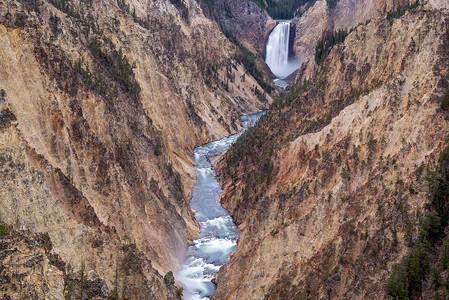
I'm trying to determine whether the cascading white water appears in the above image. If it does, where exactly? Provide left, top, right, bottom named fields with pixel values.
left=176, top=112, right=264, bottom=300
left=265, top=21, right=301, bottom=87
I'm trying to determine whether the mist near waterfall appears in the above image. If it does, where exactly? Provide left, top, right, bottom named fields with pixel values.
left=265, top=21, right=301, bottom=79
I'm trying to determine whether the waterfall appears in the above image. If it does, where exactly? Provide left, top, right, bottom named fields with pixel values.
left=265, top=21, right=300, bottom=80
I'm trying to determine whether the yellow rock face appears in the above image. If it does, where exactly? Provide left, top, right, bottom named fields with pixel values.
left=292, top=0, right=411, bottom=62
left=0, top=0, right=270, bottom=297
left=214, top=8, right=449, bottom=300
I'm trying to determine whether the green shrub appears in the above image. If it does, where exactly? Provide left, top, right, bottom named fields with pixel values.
left=441, top=90, right=449, bottom=110
left=439, top=237, right=449, bottom=268
left=419, top=212, right=442, bottom=240
left=407, top=240, right=431, bottom=297
left=386, top=240, right=430, bottom=299
left=386, top=263, right=409, bottom=300
left=0, top=223, right=9, bottom=237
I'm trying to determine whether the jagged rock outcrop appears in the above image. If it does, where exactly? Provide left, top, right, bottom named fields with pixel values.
left=0, top=0, right=271, bottom=297
left=0, top=224, right=181, bottom=299
left=0, top=228, right=65, bottom=299
left=215, top=7, right=449, bottom=299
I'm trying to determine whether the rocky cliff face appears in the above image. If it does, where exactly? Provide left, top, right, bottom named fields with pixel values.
left=215, top=7, right=449, bottom=299
left=292, top=0, right=411, bottom=62
left=198, top=0, right=277, bottom=92
left=0, top=227, right=65, bottom=299
left=0, top=222, right=181, bottom=299
left=200, top=0, right=275, bottom=56
left=0, top=0, right=271, bottom=297
left=429, top=0, right=449, bottom=9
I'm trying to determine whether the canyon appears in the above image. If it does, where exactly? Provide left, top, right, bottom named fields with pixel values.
left=0, top=0, right=270, bottom=297
left=1, top=0, right=449, bottom=299
left=215, top=2, right=449, bottom=299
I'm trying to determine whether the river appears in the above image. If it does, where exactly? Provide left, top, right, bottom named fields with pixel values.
left=176, top=112, right=264, bottom=300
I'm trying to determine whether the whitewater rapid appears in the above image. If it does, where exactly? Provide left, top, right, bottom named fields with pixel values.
left=176, top=112, right=264, bottom=300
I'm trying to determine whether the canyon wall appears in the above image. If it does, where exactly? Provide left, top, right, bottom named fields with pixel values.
left=292, top=0, right=412, bottom=62
left=200, top=0, right=276, bottom=56
left=0, top=0, right=271, bottom=297
left=215, top=6, right=449, bottom=299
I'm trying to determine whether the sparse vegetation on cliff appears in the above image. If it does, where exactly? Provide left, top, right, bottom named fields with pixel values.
left=215, top=8, right=449, bottom=300
left=386, top=0, right=419, bottom=22
left=387, top=143, right=449, bottom=299
left=88, top=38, right=141, bottom=101
left=49, top=0, right=83, bottom=19
left=314, top=19, right=371, bottom=64
left=315, top=28, right=350, bottom=64
left=169, top=0, right=189, bottom=22
left=249, top=0, right=315, bottom=19
left=221, top=26, right=274, bottom=93
left=441, top=72, right=449, bottom=110
left=0, top=0, right=272, bottom=298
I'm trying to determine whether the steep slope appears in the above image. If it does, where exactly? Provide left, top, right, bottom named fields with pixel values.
left=215, top=7, right=449, bottom=299
left=198, top=0, right=277, bottom=97
left=292, top=0, right=412, bottom=62
left=0, top=0, right=271, bottom=297
left=200, top=0, right=275, bottom=56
